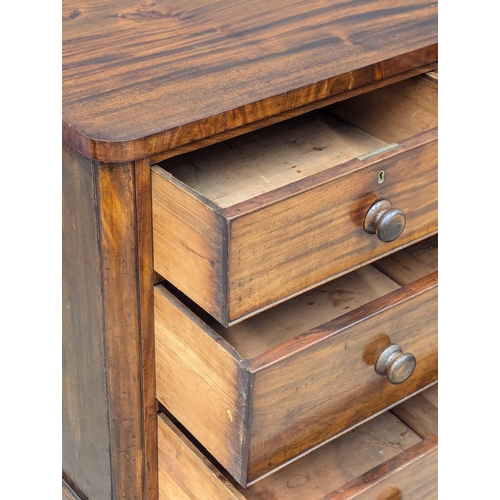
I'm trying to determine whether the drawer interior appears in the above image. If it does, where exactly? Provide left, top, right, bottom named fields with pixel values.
left=172, top=235, right=437, bottom=360
left=158, top=385, right=438, bottom=499
left=156, top=74, right=437, bottom=209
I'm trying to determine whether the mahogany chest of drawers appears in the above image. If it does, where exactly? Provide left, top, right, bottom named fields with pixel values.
left=62, top=1, right=438, bottom=499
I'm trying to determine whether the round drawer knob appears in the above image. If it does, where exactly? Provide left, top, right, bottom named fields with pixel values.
left=364, top=199, right=406, bottom=242
left=375, top=344, right=416, bottom=384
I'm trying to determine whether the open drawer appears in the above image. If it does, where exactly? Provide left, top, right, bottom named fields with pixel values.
left=154, top=236, right=438, bottom=486
left=157, top=385, right=438, bottom=499
left=152, top=73, right=438, bottom=326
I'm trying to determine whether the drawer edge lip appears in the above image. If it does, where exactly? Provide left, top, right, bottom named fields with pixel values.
left=321, top=433, right=438, bottom=500
left=247, top=270, right=437, bottom=372
left=221, top=128, right=438, bottom=220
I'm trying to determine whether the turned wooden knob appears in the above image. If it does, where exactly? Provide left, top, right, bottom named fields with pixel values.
left=364, top=199, right=406, bottom=242
left=375, top=344, right=416, bottom=384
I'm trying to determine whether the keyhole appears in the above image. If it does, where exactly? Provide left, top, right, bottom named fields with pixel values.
left=378, top=170, right=385, bottom=184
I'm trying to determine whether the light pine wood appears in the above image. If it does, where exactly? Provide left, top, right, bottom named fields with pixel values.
left=157, top=394, right=437, bottom=499
left=372, top=250, right=435, bottom=286
left=158, top=414, right=244, bottom=500
left=151, top=167, right=227, bottom=321
left=154, top=286, right=249, bottom=484
left=154, top=242, right=438, bottom=485
left=327, top=75, right=438, bottom=143
left=372, top=234, right=437, bottom=285
left=327, top=387, right=438, bottom=499
left=240, top=412, right=421, bottom=499
left=391, top=393, right=438, bottom=439
left=163, top=114, right=387, bottom=208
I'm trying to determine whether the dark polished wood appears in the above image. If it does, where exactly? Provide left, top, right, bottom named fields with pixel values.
left=63, top=0, right=437, bottom=162
left=62, top=144, right=156, bottom=500
left=63, top=2, right=438, bottom=498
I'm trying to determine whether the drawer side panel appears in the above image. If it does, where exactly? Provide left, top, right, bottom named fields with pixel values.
left=154, top=285, right=248, bottom=483
left=152, top=166, right=227, bottom=323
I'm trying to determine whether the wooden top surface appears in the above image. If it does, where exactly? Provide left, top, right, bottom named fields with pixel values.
left=62, top=0, right=437, bottom=162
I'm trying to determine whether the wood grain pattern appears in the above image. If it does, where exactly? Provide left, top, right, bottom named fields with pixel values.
left=63, top=0, right=437, bottom=162
left=97, top=161, right=146, bottom=499
left=62, top=143, right=156, bottom=500
left=323, top=434, right=437, bottom=500
left=211, top=265, right=399, bottom=359
left=134, top=158, right=158, bottom=500
left=157, top=399, right=436, bottom=499
left=391, top=393, right=438, bottom=438
left=154, top=285, right=250, bottom=484
left=154, top=245, right=437, bottom=486
left=239, top=412, right=422, bottom=499
left=158, top=414, right=244, bottom=500
left=160, top=75, right=436, bottom=207
left=152, top=74, right=438, bottom=325
left=226, top=131, right=437, bottom=322
left=149, top=64, right=437, bottom=165
left=246, top=272, right=437, bottom=482
left=163, top=113, right=387, bottom=208
left=62, top=142, right=112, bottom=500
left=327, top=74, right=438, bottom=142
left=151, top=166, right=227, bottom=321
left=372, top=248, right=436, bottom=286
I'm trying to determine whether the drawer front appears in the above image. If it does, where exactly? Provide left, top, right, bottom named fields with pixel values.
left=154, top=241, right=438, bottom=486
left=152, top=75, right=438, bottom=327
left=157, top=387, right=438, bottom=499
left=225, top=135, right=437, bottom=323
